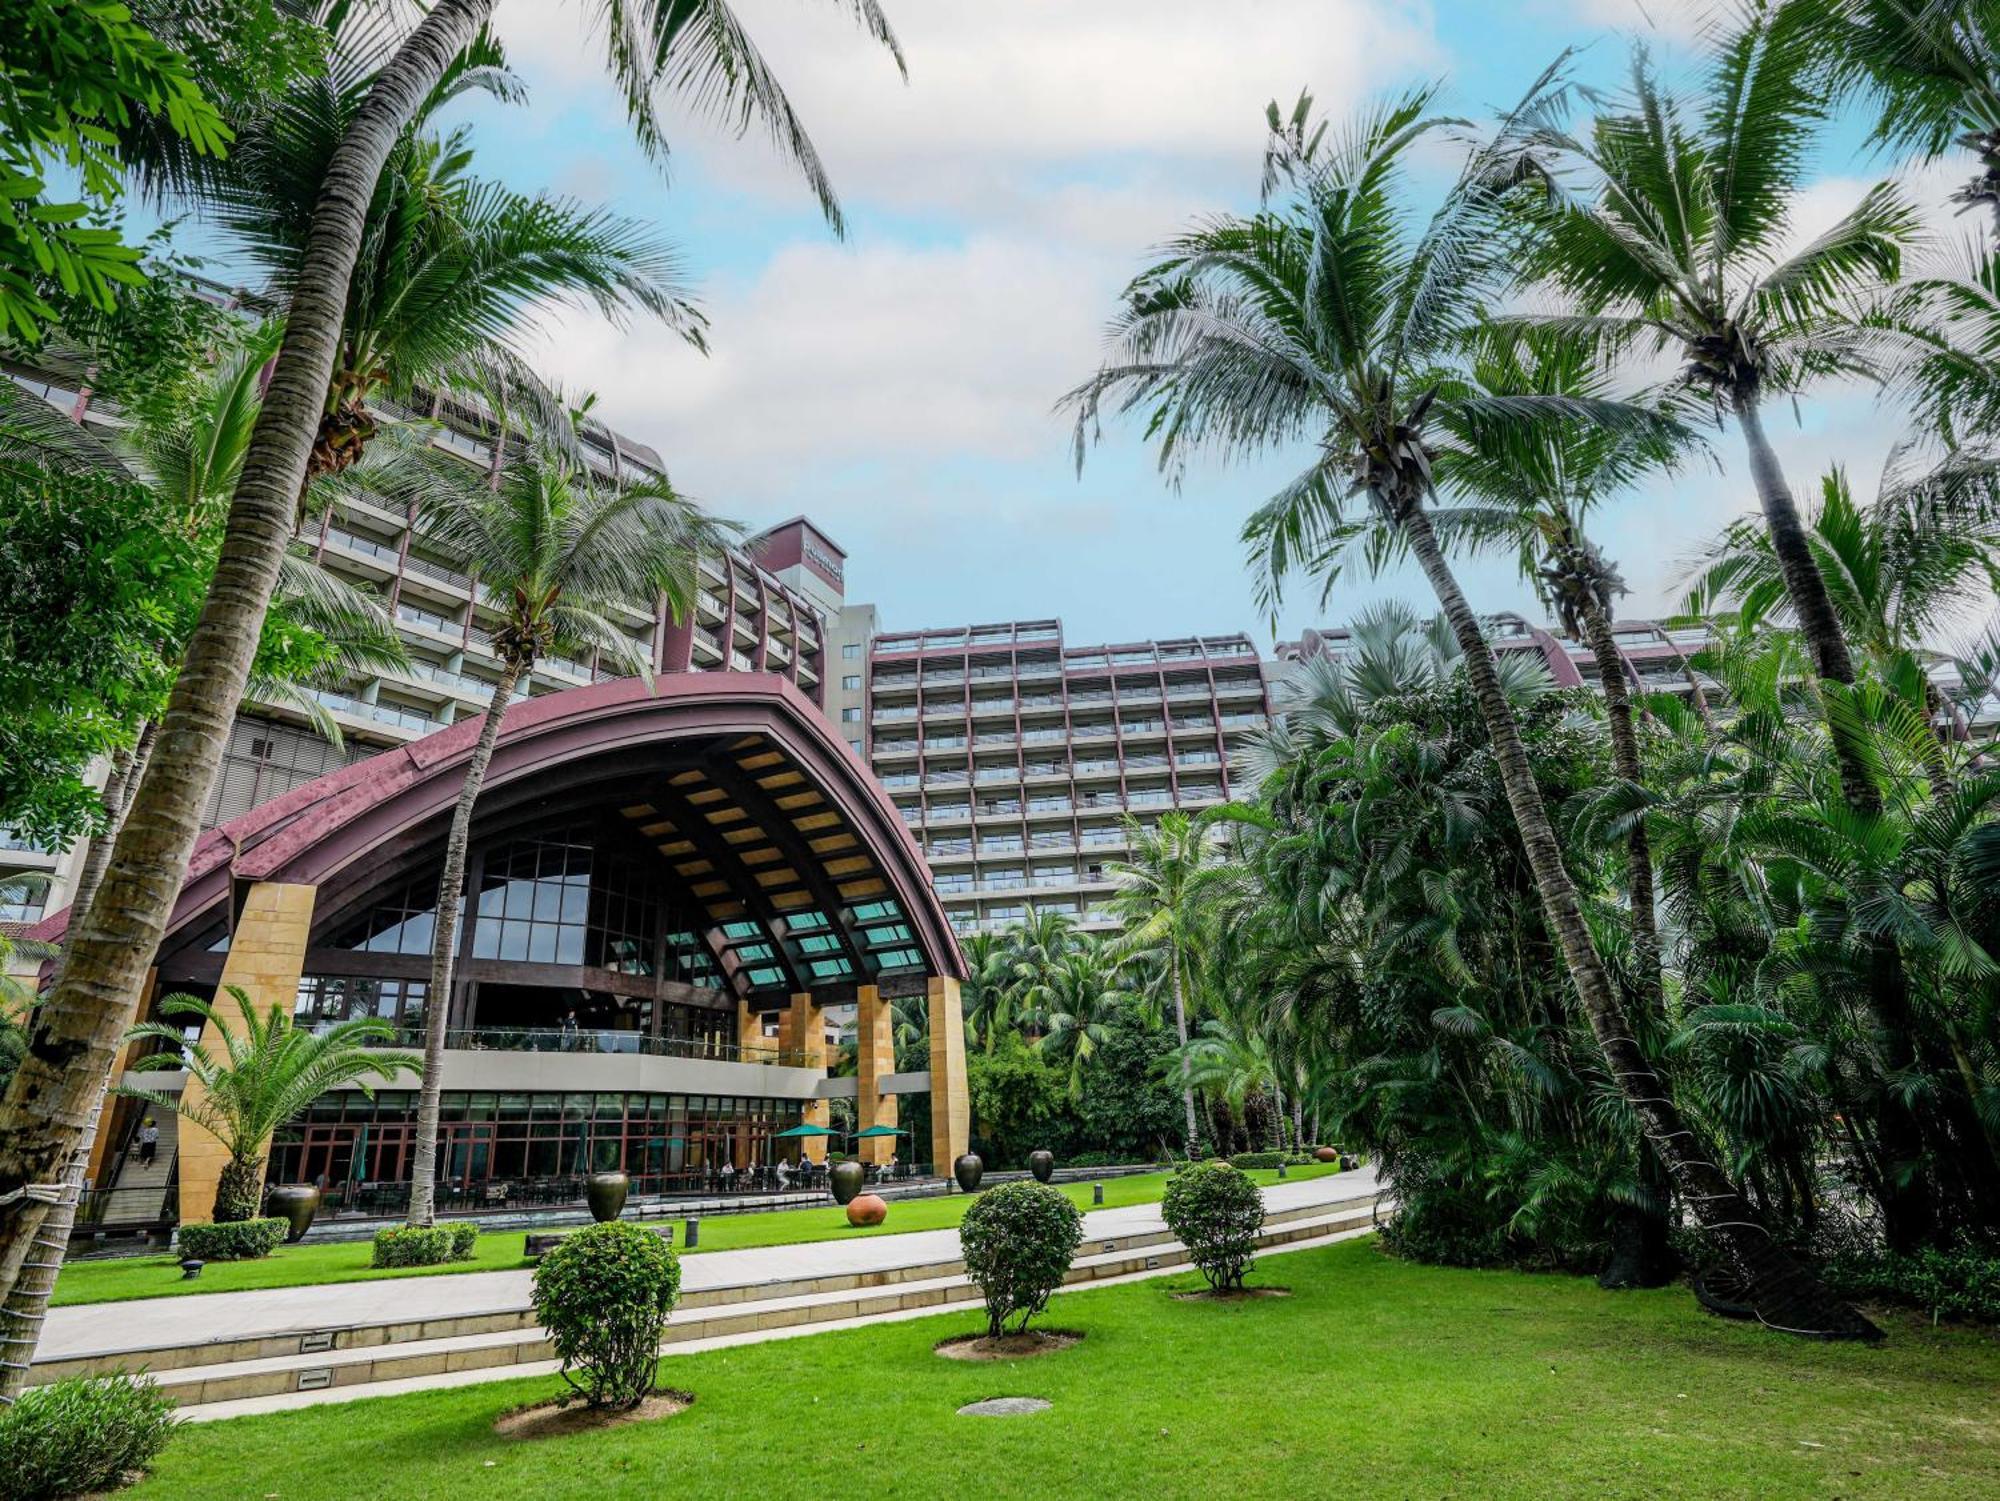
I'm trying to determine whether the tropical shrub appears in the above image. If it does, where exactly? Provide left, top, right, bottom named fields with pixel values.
left=1162, top=1160, right=1265, bottom=1290
left=1227, top=1151, right=1317, bottom=1170
left=958, top=1180, right=1083, bottom=1338
left=532, top=1221, right=682, bottom=1410
left=0, top=1372, right=178, bottom=1501
left=370, top=1221, right=477, bottom=1268
left=175, top=1217, right=286, bottom=1261
left=1819, top=1236, right=2000, bottom=1325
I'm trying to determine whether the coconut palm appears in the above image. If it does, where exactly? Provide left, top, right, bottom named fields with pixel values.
left=1104, top=811, right=1221, bottom=1156
left=1030, top=947, right=1132, bottom=1101
left=401, top=433, right=730, bottom=1225
left=1512, top=9, right=1918, bottom=802
left=0, top=0, right=902, bottom=1355
left=1068, top=82, right=1876, bottom=1335
left=118, top=985, right=420, bottom=1221
left=1805, top=0, right=2000, bottom=246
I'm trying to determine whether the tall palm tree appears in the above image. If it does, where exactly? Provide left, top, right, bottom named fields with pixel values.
left=0, top=0, right=903, bottom=1355
left=119, top=985, right=421, bottom=1221
left=1105, top=811, right=1218, bottom=1155
left=1068, top=83, right=1877, bottom=1335
left=1513, top=9, right=1918, bottom=806
left=401, top=434, right=729, bottom=1225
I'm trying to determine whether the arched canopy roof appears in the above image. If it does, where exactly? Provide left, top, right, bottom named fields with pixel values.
left=88, top=675, right=964, bottom=999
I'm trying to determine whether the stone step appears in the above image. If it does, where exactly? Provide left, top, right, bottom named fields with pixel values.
left=36, top=1189, right=1374, bottom=1384
left=38, top=1197, right=1378, bottom=1409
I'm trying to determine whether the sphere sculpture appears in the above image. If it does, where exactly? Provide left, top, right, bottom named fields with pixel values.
left=954, top=1153, right=985, bottom=1193
left=1028, top=1150, right=1055, bottom=1184
left=847, top=1193, right=888, bottom=1227
left=1314, top=1146, right=1340, bottom=1163
left=830, top=1159, right=867, bottom=1205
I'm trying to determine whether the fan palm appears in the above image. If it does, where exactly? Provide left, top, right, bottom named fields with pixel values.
left=1030, top=948, right=1132, bottom=1102
left=401, top=433, right=730, bottom=1225
left=1, top=0, right=902, bottom=1354
left=119, top=985, right=420, bottom=1221
left=1068, top=81, right=1875, bottom=1335
left=1512, top=9, right=1919, bottom=803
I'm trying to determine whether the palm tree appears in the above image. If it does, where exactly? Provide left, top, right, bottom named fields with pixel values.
left=401, top=434, right=729, bottom=1225
left=1105, top=811, right=1218, bottom=1155
left=1805, top=0, right=2000, bottom=246
left=1513, top=10, right=1918, bottom=804
left=960, top=931, right=1021, bottom=1052
left=216, top=28, right=703, bottom=484
left=0, top=0, right=902, bottom=1355
left=1030, top=947, right=1132, bottom=1101
left=1068, top=83, right=1877, bottom=1335
left=118, top=985, right=420, bottom=1221
left=1181, top=1010, right=1287, bottom=1152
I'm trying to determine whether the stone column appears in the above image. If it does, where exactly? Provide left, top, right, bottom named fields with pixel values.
left=784, top=991, right=830, bottom=1162
left=178, top=882, right=317, bottom=1225
left=854, top=984, right=898, bottom=1166
left=926, top=975, right=969, bottom=1174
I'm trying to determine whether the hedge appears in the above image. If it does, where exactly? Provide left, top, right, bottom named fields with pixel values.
left=176, top=1218, right=287, bottom=1261
left=371, top=1221, right=479, bottom=1268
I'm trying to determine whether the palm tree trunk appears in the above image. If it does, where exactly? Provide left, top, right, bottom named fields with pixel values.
left=407, top=658, right=522, bottom=1226
left=1401, top=504, right=1877, bottom=1338
left=0, top=0, right=492, bottom=1384
left=1169, top=949, right=1199, bottom=1155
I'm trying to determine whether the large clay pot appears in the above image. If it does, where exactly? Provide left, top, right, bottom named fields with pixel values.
left=830, top=1160, right=867, bottom=1206
left=267, top=1184, right=320, bottom=1244
left=1314, top=1146, right=1339, bottom=1163
left=953, top=1153, right=984, bottom=1193
left=585, top=1171, right=630, bottom=1223
left=1028, top=1150, right=1055, bottom=1184
left=846, top=1193, right=888, bottom=1227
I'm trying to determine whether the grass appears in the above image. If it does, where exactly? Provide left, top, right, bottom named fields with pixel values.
left=50, top=1165, right=1344, bottom=1307
left=129, top=1235, right=2000, bottom=1501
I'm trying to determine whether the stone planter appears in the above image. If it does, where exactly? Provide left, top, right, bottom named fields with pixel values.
left=1028, top=1150, right=1055, bottom=1184
left=1314, top=1146, right=1340, bottom=1163
left=585, top=1171, right=630, bottom=1223
left=266, top=1184, right=321, bottom=1244
left=953, top=1153, right=984, bottom=1193
left=846, top=1193, right=888, bottom=1227
left=830, top=1160, right=867, bottom=1206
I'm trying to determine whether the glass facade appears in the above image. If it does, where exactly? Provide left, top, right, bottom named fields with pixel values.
left=266, top=1089, right=797, bottom=1212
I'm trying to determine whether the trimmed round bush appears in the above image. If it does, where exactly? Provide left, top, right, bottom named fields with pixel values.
left=0, top=1372, right=179, bottom=1501
left=371, top=1221, right=478, bottom=1268
left=175, top=1217, right=286, bottom=1261
left=1163, top=1160, right=1265, bottom=1290
left=958, top=1180, right=1084, bottom=1338
left=532, top=1220, right=682, bottom=1409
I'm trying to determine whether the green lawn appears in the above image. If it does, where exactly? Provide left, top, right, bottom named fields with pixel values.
left=50, top=1165, right=1344, bottom=1307
left=130, top=1235, right=2000, bottom=1501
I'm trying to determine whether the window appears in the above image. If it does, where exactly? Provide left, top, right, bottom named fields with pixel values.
left=842, top=642, right=861, bottom=659
left=841, top=707, right=862, bottom=722
left=472, top=830, right=591, bottom=965
left=847, top=738, right=864, bottom=754
left=842, top=674, right=861, bottom=690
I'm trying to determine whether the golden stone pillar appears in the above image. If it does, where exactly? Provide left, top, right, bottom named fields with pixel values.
left=854, top=984, right=898, bottom=1166
left=784, top=990, right=830, bottom=1163
left=178, top=882, right=317, bottom=1225
left=927, top=975, right=969, bottom=1175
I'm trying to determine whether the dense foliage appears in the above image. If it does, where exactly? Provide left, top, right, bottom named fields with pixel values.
left=370, top=1221, right=477, bottom=1269
left=958, top=1180, right=1084, bottom=1338
left=531, top=1221, right=682, bottom=1410
left=0, top=1371, right=178, bottom=1501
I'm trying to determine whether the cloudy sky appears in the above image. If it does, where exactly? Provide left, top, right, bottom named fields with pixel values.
left=406, top=0, right=1947, bottom=652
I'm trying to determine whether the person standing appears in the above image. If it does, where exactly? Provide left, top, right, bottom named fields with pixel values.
left=137, top=1119, right=159, bottom=1167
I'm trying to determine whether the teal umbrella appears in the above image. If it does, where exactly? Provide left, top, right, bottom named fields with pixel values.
left=853, top=1125, right=907, bottom=1139
left=775, top=1123, right=840, bottom=1138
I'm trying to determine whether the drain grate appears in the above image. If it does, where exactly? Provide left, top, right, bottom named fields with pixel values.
left=296, top=1368, right=334, bottom=1392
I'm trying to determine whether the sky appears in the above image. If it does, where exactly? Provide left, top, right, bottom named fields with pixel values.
left=359, top=0, right=1963, bottom=655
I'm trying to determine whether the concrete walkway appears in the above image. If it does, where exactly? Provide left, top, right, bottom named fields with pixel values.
left=43, top=1166, right=1378, bottom=1365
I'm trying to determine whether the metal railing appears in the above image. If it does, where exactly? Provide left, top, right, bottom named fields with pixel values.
left=360, top=1026, right=815, bottom=1068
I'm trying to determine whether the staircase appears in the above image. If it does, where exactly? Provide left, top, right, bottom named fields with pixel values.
left=98, top=1114, right=178, bottom=1224
left=34, top=1188, right=1380, bottom=1419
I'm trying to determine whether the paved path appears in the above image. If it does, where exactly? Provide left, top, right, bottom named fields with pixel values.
left=43, top=1167, right=1378, bottom=1363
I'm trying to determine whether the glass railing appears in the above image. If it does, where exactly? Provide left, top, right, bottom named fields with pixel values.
left=365, top=1025, right=816, bottom=1067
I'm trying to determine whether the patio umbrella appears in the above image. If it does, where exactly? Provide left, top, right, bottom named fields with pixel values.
left=774, top=1123, right=841, bottom=1138
left=852, top=1125, right=907, bottom=1139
